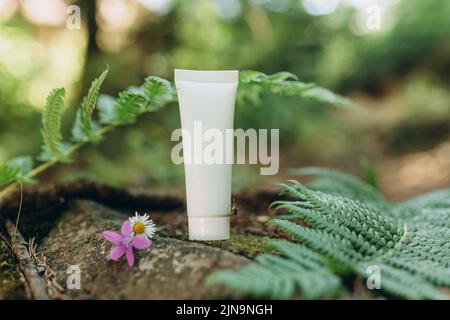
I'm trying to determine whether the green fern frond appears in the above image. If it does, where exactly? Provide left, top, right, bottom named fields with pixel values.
left=72, top=67, right=109, bottom=142
left=97, top=94, right=116, bottom=124
left=140, top=76, right=176, bottom=111
left=371, top=264, right=447, bottom=300
left=410, top=208, right=450, bottom=229
left=209, top=174, right=450, bottom=300
left=0, top=164, right=20, bottom=187
left=0, top=156, right=36, bottom=187
left=206, top=241, right=343, bottom=299
left=7, top=156, right=36, bottom=184
left=98, top=77, right=175, bottom=125
left=274, top=182, right=450, bottom=299
left=290, top=167, right=387, bottom=209
left=98, top=91, right=147, bottom=125
left=39, top=87, right=69, bottom=162
left=394, top=189, right=450, bottom=219
left=238, top=70, right=356, bottom=109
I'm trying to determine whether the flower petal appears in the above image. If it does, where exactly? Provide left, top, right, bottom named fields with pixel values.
left=108, top=245, right=126, bottom=261
left=132, top=236, right=152, bottom=250
left=121, top=220, right=132, bottom=236
left=102, top=231, right=123, bottom=245
left=125, top=247, right=135, bottom=267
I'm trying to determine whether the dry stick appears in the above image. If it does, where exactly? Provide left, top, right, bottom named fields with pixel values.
left=4, top=219, right=49, bottom=300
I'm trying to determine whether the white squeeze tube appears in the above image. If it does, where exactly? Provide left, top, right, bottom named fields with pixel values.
left=175, top=69, right=238, bottom=241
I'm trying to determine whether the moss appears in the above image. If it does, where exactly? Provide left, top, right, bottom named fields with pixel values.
left=167, top=233, right=274, bottom=258
left=197, top=234, right=274, bottom=258
left=227, top=234, right=274, bottom=258
left=0, top=239, right=26, bottom=299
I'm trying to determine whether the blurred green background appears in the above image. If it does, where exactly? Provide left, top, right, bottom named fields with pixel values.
left=0, top=0, right=449, bottom=199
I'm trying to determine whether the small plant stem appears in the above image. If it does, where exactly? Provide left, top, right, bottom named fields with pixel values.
left=0, top=124, right=116, bottom=201
left=4, top=219, right=49, bottom=300
left=11, top=180, right=23, bottom=250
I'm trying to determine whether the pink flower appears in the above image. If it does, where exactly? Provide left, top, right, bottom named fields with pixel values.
left=102, top=220, right=152, bottom=267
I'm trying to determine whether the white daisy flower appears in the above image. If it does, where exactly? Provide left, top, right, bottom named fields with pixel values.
left=129, top=212, right=156, bottom=239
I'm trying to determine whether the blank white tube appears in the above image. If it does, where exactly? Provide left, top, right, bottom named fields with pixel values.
left=175, top=69, right=238, bottom=240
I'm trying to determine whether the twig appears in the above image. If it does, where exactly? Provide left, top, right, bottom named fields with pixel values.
left=4, top=219, right=49, bottom=300
left=28, top=238, right=65, bottom=299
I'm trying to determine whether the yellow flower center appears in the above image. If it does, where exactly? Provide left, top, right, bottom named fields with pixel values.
left=133, top=222, right=145, bottom=234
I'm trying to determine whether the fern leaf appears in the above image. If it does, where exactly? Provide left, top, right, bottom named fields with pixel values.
left=72, top=67, right=109, bottom=142
left=375, top=264, right=448, bottom=300
left=266, top=71, right=299, bottom=81
left=290, top=167, right=387, bottom=209
left=99, top=91, right=147, bottom=125
left=97, top=94, right=116, bottom=124
left=140, top=76, right=176, bottom=111
left=210, top=175, right=450, bottom=300
left=0, top=156, right=36, bottom=187
left=39, top=87, right=69, bottom=161
left=238, top=70, right=356, bottom=109
left=7, top=156, right=36, bottom=184
left=273, top=181, right=450, bottom=299
left=97, top=76, right=175, bottom=126
left=394, top=189, right=450, bottom=219
left=0, top=164, right=20, bottom=187
left=206, top=242, right=343, bottom=299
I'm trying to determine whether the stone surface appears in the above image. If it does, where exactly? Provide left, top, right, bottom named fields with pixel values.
left=39, top=200, right=250, bottom=299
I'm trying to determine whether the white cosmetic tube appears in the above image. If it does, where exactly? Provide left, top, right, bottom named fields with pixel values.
left=175, top=69, right=238, bottom=240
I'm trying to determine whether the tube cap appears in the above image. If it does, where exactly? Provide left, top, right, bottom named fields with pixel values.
left=188, top=217, right=230, bottom=241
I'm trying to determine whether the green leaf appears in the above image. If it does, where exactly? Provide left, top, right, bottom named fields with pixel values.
left=114, top=91, right=147, bottom=124
left=97, top=94, right=116, bottom=124
left=266, top=71, right=299, bottom=81
left=98, top=77, right=175, bottom=126
left=300, top=87, right=356, bottom=109
left=7, top=156, right=36, bottom=184
left=0, top=156, right=35, bottom=186
left=394, top=189, right=450, bottom=219
left=239, top=70, right=267, bottom=83
left=0, top=164, right=20, bottom=187
left=72, top=67, right=109, bottom=142
left=289, top=167, right=387, bottom=208
left=140, top=76, right=176, bottom=111
left=238, top=70, right=356, bottom=109
left=39, top=87, right=70, bottom=162
left=99, top=91, right=146, bottom=125
left=209, top=172, right=450, bottom=300
left=206, top=243, right=343, bottom=299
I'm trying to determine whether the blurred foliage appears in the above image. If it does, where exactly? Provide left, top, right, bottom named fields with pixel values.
left=0, top=0, right=449, bottom=190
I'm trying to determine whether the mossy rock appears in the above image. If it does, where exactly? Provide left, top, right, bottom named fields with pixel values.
left=38, top=200, right=250, bottom=299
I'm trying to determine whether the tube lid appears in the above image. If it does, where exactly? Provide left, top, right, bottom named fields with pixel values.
left=188, top=217, right=230, bottom=241
left=175, top=69, right=238, bottom=83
